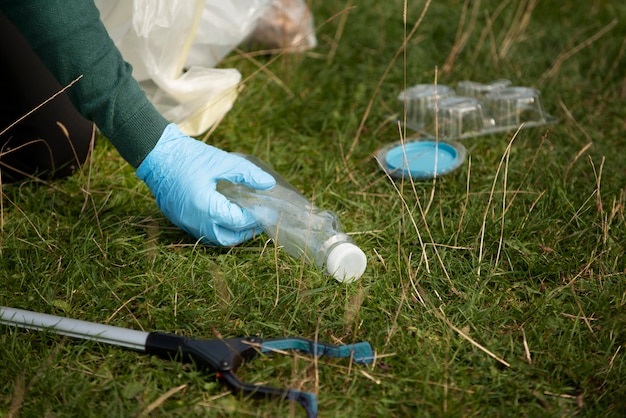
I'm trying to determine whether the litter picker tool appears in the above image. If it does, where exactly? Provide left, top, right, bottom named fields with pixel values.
left=0, top=306, right=374, bottom=417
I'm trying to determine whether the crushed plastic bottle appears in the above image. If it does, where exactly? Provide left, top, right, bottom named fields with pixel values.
left=217, top=154, right=367, bottom=283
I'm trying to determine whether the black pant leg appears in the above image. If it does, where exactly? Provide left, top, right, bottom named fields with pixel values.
left=0, top=12, right=95, bottom=183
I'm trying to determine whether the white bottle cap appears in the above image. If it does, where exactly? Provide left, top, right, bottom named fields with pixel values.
left=326, top=242, right=367, bottom=283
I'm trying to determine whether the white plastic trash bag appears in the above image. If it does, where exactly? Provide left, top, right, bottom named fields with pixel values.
left=95, top=0, right=275, bottom=136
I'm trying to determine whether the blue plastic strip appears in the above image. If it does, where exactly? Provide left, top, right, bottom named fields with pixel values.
left=260, top=338, right=375, bottom=364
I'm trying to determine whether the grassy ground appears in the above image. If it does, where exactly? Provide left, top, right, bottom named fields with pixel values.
left=1, top=0, right=625, bottom=416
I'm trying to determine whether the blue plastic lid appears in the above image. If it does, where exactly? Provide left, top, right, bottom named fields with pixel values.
left=377, top=139, right=466, bottom=179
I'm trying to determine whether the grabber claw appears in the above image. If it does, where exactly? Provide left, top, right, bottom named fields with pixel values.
left=0, top=306, right=374, bottom=418
left=145, top=333, right=375, bottom=417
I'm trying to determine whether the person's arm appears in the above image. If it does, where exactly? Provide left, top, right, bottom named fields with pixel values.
left=0, top=0, right=166, bottom=167
left=0, top=0, right=275, bottom=246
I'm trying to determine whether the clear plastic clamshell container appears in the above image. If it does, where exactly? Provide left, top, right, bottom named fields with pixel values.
left=396, top=80, right=555, bottom=139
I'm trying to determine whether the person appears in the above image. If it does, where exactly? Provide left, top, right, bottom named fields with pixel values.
left=0, top=0, right=276, bottom=247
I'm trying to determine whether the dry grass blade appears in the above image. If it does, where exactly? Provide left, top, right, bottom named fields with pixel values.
left=138, top=384, right=188, bottom=418
left=414, top=281, right=510, bottom=367
left=540, top=18, right=618, bottom=83
left=2, top=193, right=54, bottom=251
left=7, top=374, right=26, bottom=418
left=348, top=0, right=433, bottom=160
left=564, top=142, right=593, bottom=184
left=522, top=327, right=531, bottom=364
left=0, top=75, right=82, bottom=138
left=435, top=307, right=510, bottom=368
left=498, top=0, right=538, bottom=59
left=233, top=47, right=295, bottom=98
left=326, top=0, right=354, bottom=64
left=442, top=0, right=482, bottom=74
left=477, top=126, right=521, bottom=276
left=375, top=139, right=430, bottom=273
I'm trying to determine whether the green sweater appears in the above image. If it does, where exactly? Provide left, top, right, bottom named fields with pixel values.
left=0, top=0, right=169, bottom=168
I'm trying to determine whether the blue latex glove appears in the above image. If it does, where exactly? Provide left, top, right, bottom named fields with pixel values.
left=136, top=124, right=275, bottom=246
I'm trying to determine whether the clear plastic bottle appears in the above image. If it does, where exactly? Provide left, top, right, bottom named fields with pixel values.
left=217, top=154, right=367, bottom=283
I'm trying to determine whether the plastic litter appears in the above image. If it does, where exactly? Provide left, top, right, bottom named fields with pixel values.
left=218, top=154, right=367, bottom=282
left=376, top=139, right=467, bottom=180
left=396, top=80, right=556, bottom=140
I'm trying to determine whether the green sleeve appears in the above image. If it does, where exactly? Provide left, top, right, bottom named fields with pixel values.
left=0, top=0, right=169, bottom=167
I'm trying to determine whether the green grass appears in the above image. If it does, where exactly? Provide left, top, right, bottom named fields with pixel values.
left=2, top=0, right=625, bottom=416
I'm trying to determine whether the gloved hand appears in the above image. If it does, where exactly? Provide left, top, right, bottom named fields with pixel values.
left=136, top=123, right=275, bottom=246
